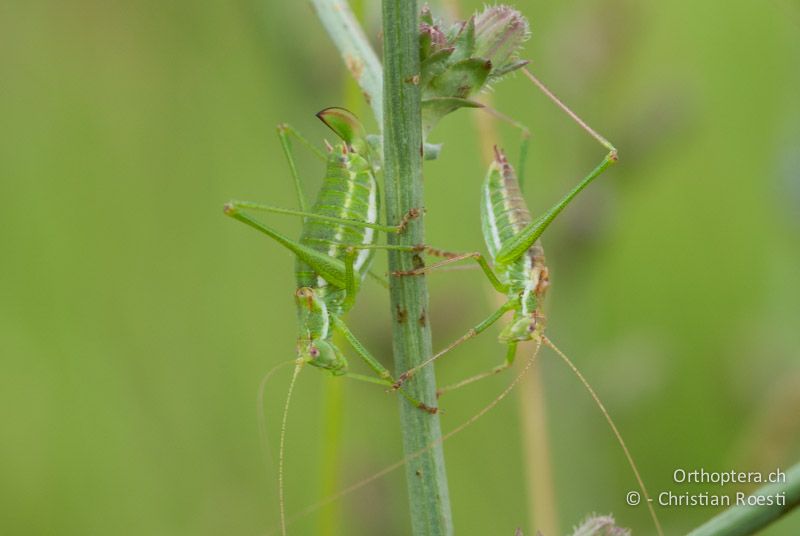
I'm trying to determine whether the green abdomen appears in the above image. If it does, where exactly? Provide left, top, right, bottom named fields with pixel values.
left=480, top=148, right=546, bottom=297
left=295, top=147, right=379, bottom=294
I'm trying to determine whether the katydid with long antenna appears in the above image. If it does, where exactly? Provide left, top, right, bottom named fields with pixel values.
left=392, top=5, right=621, bottom=394
left=224, top=108, right=431, bottom=409
left=394, top=141, right=663, bottom=533
left=392, top=140, right=667, bottom=534
left=391, top=7, right=667, bottom=530
left=391, top=141, right=616, bottom=394
left=224, top=107, right=438, bottom=535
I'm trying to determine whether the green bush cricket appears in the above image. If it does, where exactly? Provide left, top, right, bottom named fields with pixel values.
left=224, top=107, right=439, bottom=535
left=224, top=108, right=432, bottom=410
left=390, top=66, right=666, bottom=536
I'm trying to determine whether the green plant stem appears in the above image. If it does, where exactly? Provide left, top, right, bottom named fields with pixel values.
left=310, top=0, right=383, bottom=127
left=317, top=375, right=343, bottom=535
left=688, top=462, right=800, bottom=536
left=381, top=1, right=453, bottom=535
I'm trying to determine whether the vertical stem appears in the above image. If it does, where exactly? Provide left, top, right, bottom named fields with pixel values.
left=382, top=1, right=453, bottom=535
left=316, top=376, right=343, bottom=535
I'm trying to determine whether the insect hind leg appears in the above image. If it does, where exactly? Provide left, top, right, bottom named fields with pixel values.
left=224, top=201, right=416, bottom=234
left=392, top=299, right=519, bottom=391
left=521, top=67, right=617, bottom=157
left=436, top=342, right=519, bottom=397
left=392, top=250, right=508, bottom=294
left=330, top=315, right=438, bottom=414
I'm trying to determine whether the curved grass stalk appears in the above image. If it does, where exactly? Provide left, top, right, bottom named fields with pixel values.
left=688, top=462, right=800, bottom=536
left=310, top=0, right=383, bottom=126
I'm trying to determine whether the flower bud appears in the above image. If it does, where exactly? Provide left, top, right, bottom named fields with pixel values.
left=571, top=515, right=630, bottom=536
left=474, top=6, right=530, bottom=77
left=417, top=5, right=530, bottom=135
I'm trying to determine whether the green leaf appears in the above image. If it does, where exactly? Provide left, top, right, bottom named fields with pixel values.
left=420, top=47, right=455, bottom=88
left=448, top=15, right=475, bottom=63
left=422, top=96, right=484, bottom=134
left=427, top=57, right=491, bottom=99
left=490, top=58, right=530, bottom=78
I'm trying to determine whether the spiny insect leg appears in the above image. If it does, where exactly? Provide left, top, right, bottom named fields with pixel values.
left=436, top=342, right=518, bottom=397
left=393, top=298, right=519, bottom=390
left=330, top=315, right=437, bottom=414
left=521, top=67, right=616, bottom=156
left=393, top=251, right=508, bottom=293
left=225, top=201, right=412, bottom=234
left=494, top=152, right=617, bottom=267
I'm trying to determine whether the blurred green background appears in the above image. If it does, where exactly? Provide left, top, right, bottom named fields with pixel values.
left=2, top=0, right=799, bottom=534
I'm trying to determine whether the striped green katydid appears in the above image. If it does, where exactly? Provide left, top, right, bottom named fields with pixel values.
left=224, top=107, right=444, bottom=536
left=388, top=140, right=666, bottom=534
left=391, top=42, right=666, bottom=532
left=224, top=107, right=433, bottom=411
left=391, top=108, right=618, bottom=394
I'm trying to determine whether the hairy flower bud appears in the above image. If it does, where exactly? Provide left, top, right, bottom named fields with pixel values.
left=474, top=6, right=530, bottom=77
left=571, top=515, right=631, bottom=536
left=418, top=5, right=530, bottom=135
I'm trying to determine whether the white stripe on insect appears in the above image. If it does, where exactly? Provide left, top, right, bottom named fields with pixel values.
left=483, top=182, right=503, bottom=256
left=318, top=156, right=357, bottom=289
left=318, top=297, right=329, bottom=338
left=354, top=176, right=377, bottom=274
left=520, top=253, right=534, bottom=315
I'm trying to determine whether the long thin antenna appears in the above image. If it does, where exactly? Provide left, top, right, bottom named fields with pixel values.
left=258, top=359, right=297, bottom=471
left=267, top=341, right=543, bottom=535
left=278, top=360, right=304, bottom=536
left=543, top=336, right=663, bottom=536
left=522, top=67, right=617, bottom=156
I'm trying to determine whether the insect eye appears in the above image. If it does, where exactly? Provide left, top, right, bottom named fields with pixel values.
left=309, top=347, right=320, bottom=358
